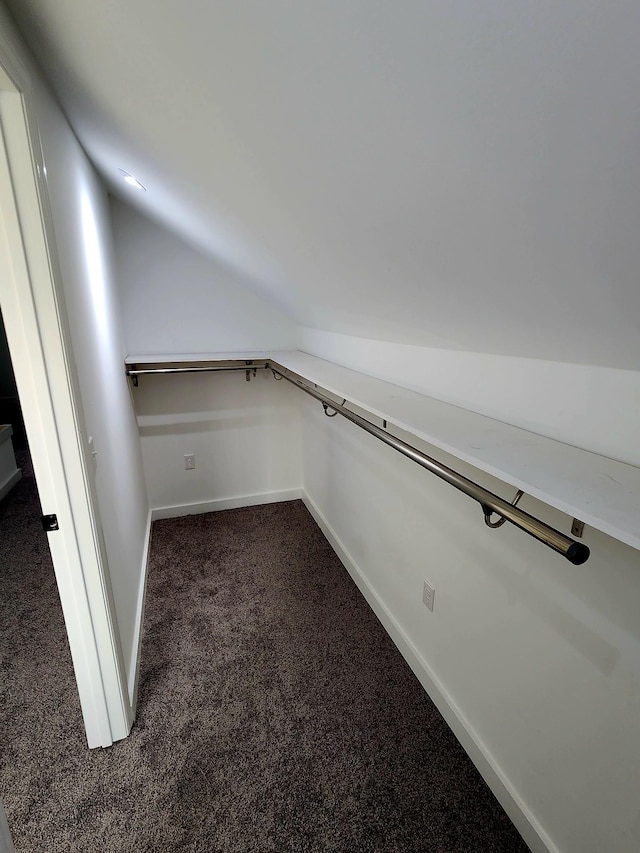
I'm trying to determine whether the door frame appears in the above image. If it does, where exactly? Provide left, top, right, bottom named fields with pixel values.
left=0, top=31, right=130, bottom=747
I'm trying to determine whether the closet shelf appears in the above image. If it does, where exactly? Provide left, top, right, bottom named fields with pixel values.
left=125, top=351, right=271, bottom=364
left=126, top=350, right=640, bottom=553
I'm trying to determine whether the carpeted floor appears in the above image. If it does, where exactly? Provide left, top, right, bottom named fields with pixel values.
left=0, top=455, right=530, bottom=852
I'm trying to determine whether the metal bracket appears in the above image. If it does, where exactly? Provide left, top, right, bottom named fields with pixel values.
left=571, top=519, right=585, bottom=538
left=245, top=362, right=257, bottom=382
left=41, top=514, right=59, bottom=532
left=483, top=489, right=525, bottom=529
left=130, top=365, right=139, bottom=387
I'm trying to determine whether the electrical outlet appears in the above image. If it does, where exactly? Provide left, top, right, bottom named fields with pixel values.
left=423, top=579, right=435, bottom=612
left=184, top=454, right=195, bottom=470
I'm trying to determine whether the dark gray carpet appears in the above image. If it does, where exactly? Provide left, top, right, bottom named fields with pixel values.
left=1, top=457, right=530, bottom=852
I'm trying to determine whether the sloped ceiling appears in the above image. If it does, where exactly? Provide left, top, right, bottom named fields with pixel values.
left=6, top=0, right=640, bottom=367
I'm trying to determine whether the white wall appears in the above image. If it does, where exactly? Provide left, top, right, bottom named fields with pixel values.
left=301, top=329, right=640, bottom=468
left=111, top=201, right=301, bottom=514
left=135, top=370, right=300, bottom=516
left=299, top=331, right=640, bottom=853
left=302, top=398, right=640, bottom=853
left=111, top=198, right=298, bottom=356
left=10, top=2, right=640, bottom=373
left=0, top=10, right=150, bottom=699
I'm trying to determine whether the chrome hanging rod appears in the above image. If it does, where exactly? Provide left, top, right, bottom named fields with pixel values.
left=125, top=359, right=269, bottom=386
left=267, top=361, right=590, bottom=565
left=126, top=360, right=269, bottom=377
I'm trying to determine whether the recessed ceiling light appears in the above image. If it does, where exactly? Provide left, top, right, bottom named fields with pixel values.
left=119, top=169, right=146, bottom=191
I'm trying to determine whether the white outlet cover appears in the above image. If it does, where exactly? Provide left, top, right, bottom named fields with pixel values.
left=423, top=579, right=435, bottom=612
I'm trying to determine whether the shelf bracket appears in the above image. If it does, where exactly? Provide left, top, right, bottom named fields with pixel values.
left=571, top=519, right=585, bottom=538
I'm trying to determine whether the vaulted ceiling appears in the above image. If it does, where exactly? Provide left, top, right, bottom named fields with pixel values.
left=6, top=1, right=640, bottom=367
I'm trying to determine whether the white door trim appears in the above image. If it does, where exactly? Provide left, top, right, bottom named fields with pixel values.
left=0, top=41, right=130, bottom=747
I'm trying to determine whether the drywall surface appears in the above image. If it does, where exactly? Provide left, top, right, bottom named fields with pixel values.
left=26, top=60, right=149, bottom=691
left=134, top=370, right=301, bottom=515
left=300, top=329, right=640, bottom=468
left=301, top=394, right=640, bottom=853
left=9, top=2, right=640, bottom=370
left=111, top=199, right=298, bottom=356
left=113, top=200, right=301, bottom=523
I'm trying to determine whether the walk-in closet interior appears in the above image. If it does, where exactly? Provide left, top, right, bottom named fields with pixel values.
left=1, top=3, right=639, bottom=852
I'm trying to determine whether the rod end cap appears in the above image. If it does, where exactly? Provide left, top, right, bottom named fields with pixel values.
left=566, top=542, right=590, bottom=565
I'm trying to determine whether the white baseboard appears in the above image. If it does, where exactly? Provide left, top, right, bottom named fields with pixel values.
left=0, top=468, right=21, bottom=502
left=128, top=508, right=153, bottom=709
left=151, top=488, right=303, bottom=521
left=301, top=490, right=557, bottom=853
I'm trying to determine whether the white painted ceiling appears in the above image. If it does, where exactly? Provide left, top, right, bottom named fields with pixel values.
left=6, top=1, right=640, bottom=367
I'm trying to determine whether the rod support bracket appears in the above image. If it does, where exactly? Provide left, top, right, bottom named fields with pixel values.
left=483, top=489, right=525, bottom=529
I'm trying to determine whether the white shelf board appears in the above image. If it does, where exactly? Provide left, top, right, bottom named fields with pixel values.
left=125, top=349, right=640, bottom=552
left=125, top=351, right=270, bottom=364
left=269, top=351, right=640, bottom=553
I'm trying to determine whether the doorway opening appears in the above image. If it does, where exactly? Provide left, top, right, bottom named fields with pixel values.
left=0, top=310, right=88, bottom=833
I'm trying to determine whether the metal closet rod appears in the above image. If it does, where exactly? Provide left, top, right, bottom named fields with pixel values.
left=126, top=360, right=269, bottom=378
left=123, top=357, right=589, bottom=564
left=267, top=361, right=590, bottom=566
left=125, top=360, right=269, bottom=386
